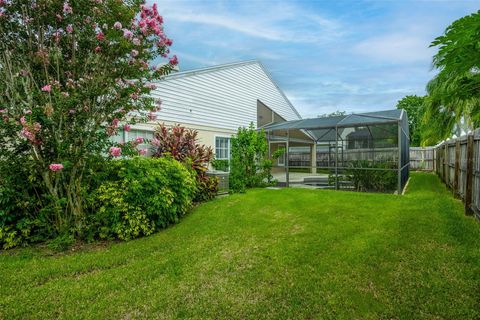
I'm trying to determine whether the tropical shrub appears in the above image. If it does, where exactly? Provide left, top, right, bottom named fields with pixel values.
left=345, top=160, right=397, bottom=192
left=0, top=1, right=177, bottom=241
left=151, top=124, right=218, bottom=201
left=87, top=157, right=196, bottom=241
left=230, top=123, right=273, bottom=192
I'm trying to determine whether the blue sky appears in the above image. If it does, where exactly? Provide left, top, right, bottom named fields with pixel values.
left=155, top=0, right=478, bottom=118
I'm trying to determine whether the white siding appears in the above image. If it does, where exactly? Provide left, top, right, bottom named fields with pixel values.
left=150, top=61, right=301, bottom=131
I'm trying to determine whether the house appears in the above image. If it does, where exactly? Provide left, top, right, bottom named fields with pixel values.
left=113, top=60, right=302, bottom=161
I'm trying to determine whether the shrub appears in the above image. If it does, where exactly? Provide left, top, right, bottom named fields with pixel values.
left=151, top=124, right=218, bottom=201
left=345, top=160, right=397, bottom=192
left=211, top=159, right=229, bottom=172
left=230, top=123, right=273, bottom=192
left=88, top=157, right=196, bottom=241
left=0, top=1, right=177, bottom=239
left=0, top=158, right=48, bottom=249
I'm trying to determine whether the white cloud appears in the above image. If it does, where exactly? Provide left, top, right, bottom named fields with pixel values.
left=160, top=1, right=344, bottom=44
left=353, top=33, right=435, bottom=63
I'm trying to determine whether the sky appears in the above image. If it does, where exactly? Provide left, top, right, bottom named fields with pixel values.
left=154, top=0, right=478, bottom=118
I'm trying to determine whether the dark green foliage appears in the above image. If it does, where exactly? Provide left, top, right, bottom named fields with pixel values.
left=229, top=123, right=273, bottom=192
left=396, top=95, right=425, bottom=146
left=0, top=155, right=106, bottom=249
left=194, top=175, right=219, bottom=202
left=211, top=159, right=229, bottom=172
left=87, top=157, right=196, bottom=241
left=345, top=161, right=398, bottom=192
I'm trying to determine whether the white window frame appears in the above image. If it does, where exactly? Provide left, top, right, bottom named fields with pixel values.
left=214, top=136, right=231, bottom=160
left=277, top=143, right=286, bottom=166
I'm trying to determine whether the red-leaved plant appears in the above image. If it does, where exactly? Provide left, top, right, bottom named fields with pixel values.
left=151, top=124, right=218, bottom=201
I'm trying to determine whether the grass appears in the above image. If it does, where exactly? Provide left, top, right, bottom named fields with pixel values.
left=1, top=172, right=480, bottom=319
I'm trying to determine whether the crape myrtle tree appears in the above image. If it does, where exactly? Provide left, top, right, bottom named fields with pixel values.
left=0, top=0, right=178, bottom=236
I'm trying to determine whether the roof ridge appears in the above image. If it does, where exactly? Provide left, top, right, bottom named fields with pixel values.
left=162, top=60, right=259, bottom=79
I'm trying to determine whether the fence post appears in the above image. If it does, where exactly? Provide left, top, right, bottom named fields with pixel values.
left=454, top=140, right=460, bottom=196
left=444, top=143, right=448, bottom=184
left=464, top=134, right=474, bottom=215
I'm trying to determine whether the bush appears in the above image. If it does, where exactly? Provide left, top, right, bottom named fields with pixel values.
left=230, top=123, right=273, bottom=192
left=211, top=159, right=229, bottom=172
left=151, top=124, right=218, bottom=201
left=87, top=157, right=196, bottom=241
left=0, top=158, right=49, bottom=249
left=345, top=160, right=397, bottom=192
left=0, top=1, right=177, bottom=238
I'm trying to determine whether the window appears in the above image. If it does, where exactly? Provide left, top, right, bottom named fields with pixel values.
left=215, top=137, right=230, bottom=160
left=127, top=129, right=154, bottom=156
left=127, top=129, right=154, bottom=142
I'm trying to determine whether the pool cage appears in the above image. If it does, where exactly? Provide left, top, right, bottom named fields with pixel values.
left=263, top=109, right=410, bottom=194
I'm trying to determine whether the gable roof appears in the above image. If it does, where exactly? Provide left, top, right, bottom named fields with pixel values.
left=162, top=60, right=302, bottom=119
left=149, top=60, right=302, bottom=130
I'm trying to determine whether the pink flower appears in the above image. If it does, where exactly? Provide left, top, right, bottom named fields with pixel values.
left=109, top=146, right=122, bottom=157
left=69, top=109, right=75, bottom=114
left=123, top=29, right=133, bottom=39
left=24, top=109, right=32, bottom=114
left=135, top=137, right=144, bottom=143
left=169, top=55, right=178, bottom=66
left=94, top=46, right=101, bottom=53
left=147, top=112, right=157, bottom=121
left=131, top=49, right=139, bottom=57
left=130, top=93, right=138, bottom=100
left=0, top=109, right=6, bottom=113
left=123, top=124, right=131, bottom=132
left=96, top=32, right=105, bottom=41
left=113, top=21, right=122, bottom=30
left=145, top=83, right=157, bottom=90
left=139, top=149, right=147, bottom=155
left=62, top=92, right=70, bottom=97
left=63, top=1, right=72, bottom=14
left=132, top=38, right=141, bottom=46
left=151, top=138, right=160, bottom=147
left=49, top=163, right=64, bottom=172
left=111, top=118, right=120, bottom=127
left=21, top=127, right=34, bottom=141
left=66, top=24, right=73, bottom=33
left=20, top=116, right=27, bottom=125
left=41, top=84, right=52, bottom=92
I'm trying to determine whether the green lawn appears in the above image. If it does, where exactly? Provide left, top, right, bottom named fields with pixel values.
left=1, top=173, right=479, bottom=319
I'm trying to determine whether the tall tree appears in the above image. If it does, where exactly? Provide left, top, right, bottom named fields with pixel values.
left=396, top=95, right=425, bottom=146
left=0, top=0, right=177, bottom=235
left=423, top=10, right=480, bottom=144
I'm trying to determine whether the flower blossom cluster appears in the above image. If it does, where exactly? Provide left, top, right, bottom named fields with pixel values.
left=19, top=115, right=42, bottom=144
left=109, top=146, right=122, bottom=157
left=49, top=163, right=64, bottom=172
